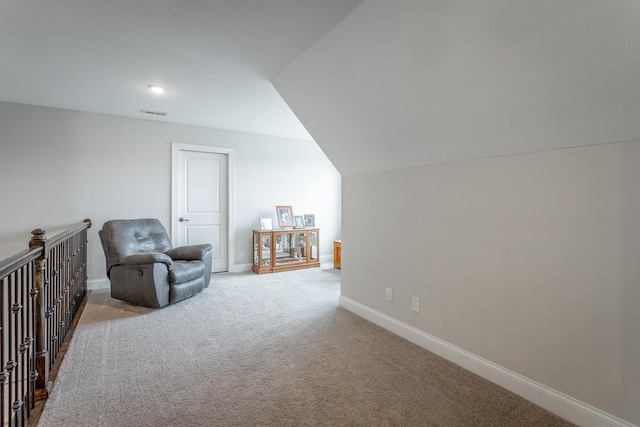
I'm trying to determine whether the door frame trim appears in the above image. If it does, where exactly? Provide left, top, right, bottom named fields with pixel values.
left=171, top=143, right=235, bottom=272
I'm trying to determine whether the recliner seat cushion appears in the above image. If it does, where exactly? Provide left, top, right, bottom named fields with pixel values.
left=170, top=276, right=206, bottom=304
left=169, top=260, right=205, bottom=285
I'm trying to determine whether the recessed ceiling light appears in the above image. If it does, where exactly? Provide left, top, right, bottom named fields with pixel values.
left=148, top=85, right=165, bottom=94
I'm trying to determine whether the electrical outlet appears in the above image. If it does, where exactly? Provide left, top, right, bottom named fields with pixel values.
left=412, top=296, right=420, bottom=312
left=386, top=288, right=393, bottom=302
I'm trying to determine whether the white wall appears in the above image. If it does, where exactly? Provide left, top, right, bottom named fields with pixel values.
left=341, top=141, right=640, bottom=425
left=0, top=101, right=341, bottom=281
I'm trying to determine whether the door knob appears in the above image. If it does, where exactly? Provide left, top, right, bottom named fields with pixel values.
left=179, top=218, right=189, bottom=222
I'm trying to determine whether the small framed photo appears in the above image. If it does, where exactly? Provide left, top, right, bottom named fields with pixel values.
left=304, top=214, right=315, bottom=228
left=276, top=205, right=294, bottom=228
left=294, top=215, right=305, bottom=229
left=259, top=218, right=273, bottom=230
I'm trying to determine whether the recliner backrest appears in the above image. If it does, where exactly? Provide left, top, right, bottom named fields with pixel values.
left=99, top=218, right=174, bottom=273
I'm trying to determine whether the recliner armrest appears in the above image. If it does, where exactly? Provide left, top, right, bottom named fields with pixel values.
left=167, top=244, right=212, bottom=261
left=117, top=253, right=173, bottom=268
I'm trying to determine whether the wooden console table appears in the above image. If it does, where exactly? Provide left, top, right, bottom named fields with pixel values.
left=252, top=228, right=320, bottom=274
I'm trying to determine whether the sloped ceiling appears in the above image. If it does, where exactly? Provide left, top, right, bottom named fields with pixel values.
left=274, top=0, right=640, bottom=175
left=0, top=0, right=363, bottom=141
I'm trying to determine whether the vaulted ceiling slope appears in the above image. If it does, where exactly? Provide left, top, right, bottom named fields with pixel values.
left=0, top=0, right=363, bottom=141
left=274, top=0, right=640, bottom=175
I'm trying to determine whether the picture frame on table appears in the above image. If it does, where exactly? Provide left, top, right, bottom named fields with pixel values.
left=304, top=214, right=315, bottom=228
left=276, top=205, right=294, bottom=228
left=294, top=215, right=305, bottom=229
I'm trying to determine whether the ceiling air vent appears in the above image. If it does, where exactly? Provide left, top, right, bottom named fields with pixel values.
left=140, top=109, right=168, bottom=116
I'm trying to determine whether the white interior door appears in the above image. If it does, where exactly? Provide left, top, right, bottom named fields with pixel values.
left=174, top=147, right=228, bottom=272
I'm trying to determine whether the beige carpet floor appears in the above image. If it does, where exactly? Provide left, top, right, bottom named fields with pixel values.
left=37, top=265, right=574, bottom=426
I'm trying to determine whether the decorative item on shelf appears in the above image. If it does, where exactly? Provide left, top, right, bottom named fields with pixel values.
left=294, top=215, right=305, bottom=229
left=276, top=205, right=294, bottom=228
left=303, top=214, right=315, bottom=228
left=259, top=218, right=273, bottom=230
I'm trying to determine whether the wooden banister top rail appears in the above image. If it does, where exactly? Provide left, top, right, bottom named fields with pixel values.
left=0, top=218, right=92, bottom=277
left=0, top=247, right=43, bottom=279
left=33, top=218, right=92, bottom=251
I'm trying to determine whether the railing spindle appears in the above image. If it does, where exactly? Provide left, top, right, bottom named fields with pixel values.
left=1, top=275, right=6, bottom=426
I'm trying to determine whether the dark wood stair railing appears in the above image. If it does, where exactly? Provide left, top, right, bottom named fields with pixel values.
left=0, top=219, right=91, bottom=426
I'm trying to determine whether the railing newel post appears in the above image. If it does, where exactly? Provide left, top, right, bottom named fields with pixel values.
left=29, top=228, right=51, bottom=396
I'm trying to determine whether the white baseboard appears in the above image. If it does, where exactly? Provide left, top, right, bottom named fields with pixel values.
left=320, top=254, right=333, bottom=264
left=339, top=296, right=636, bottom=427
left=231, top=263, right=253, bottom=273
left=87, top=278, right=110, bottom=291
left=91, top=258, right=332, bottom=284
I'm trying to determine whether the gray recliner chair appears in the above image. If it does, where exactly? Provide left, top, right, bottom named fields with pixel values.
left=99, top=218, right=212, bottom=308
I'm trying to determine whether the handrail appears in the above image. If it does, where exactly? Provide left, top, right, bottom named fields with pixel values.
left=0, top=219, right=92, bottom=278
left=0, top=247, right=42, bottom=280
left=40, top=218, right=92, bottom=250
